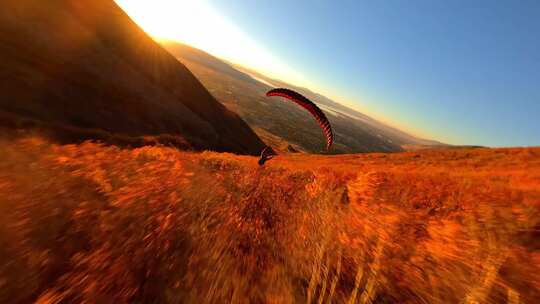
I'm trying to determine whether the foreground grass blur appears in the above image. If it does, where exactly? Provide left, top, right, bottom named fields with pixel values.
left=1, top=136, right=539, bottom=303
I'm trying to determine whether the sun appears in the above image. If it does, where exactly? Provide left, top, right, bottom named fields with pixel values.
left=114, top=0, right=214, bottom=43
left=113, top=0, right=309, bottom=87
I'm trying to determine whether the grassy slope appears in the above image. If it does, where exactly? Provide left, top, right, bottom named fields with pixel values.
left=1, top=136, right=539, bottom=303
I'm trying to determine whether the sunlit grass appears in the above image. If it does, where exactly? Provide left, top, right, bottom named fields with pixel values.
left=1, top=136, right=539, bottom=303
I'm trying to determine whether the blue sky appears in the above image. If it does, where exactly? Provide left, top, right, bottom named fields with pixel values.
left=203, top=0, right=540, bottom=146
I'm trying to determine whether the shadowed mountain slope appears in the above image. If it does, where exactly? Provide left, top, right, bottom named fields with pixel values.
left=0, top=0, right=265, bottom=155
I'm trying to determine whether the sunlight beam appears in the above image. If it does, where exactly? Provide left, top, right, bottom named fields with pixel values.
left=114, top=0, right=310, bottom=87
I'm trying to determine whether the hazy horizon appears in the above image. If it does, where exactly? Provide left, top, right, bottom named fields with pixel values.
left=115, top=0, right=540, bottom=147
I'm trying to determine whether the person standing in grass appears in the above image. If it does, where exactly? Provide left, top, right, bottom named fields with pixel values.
left=258, top=146, right=275, bottom=166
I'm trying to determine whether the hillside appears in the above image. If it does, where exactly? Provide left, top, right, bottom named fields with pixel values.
left=161, top=42, right=447, bottom=154
left=1, top=134, right=539, bottom=303
left=0, top=0, right=265, bottom=155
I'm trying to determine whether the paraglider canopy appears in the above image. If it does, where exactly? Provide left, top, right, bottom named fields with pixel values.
left=266, top=88, right=334, bottom=150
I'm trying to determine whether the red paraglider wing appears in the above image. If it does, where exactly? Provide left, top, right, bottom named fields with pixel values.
left=266, top=88, right=334, bottom=150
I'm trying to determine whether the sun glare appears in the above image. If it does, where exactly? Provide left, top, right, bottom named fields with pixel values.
left=114, top=0, right=309, bottom=87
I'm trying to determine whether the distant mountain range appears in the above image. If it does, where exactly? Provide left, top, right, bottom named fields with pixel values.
left=161, top=41, right=447, bottom=153
left=0, top=0, right=265, bottom=155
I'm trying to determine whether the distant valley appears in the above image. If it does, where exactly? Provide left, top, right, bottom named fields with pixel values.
left=161, top=41, right=447, bottom=154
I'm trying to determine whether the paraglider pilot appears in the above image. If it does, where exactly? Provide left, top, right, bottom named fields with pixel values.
left=258, top=146, right=275, bottom=166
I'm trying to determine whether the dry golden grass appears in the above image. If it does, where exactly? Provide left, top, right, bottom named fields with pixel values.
left=1, top=136, right=539, bottom=303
